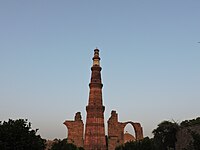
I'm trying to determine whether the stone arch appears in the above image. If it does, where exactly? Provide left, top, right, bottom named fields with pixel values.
left=123, top=123, right=136, bottom=142
left=122, top=121, right=143, bottom=141
left=107, top=111, right=144, bottom=150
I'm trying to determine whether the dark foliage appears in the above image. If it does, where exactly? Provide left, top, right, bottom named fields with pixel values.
left=115, top=137, right=155, bottom=150
left=184, top=130, right=200, bottom=150
left=180, top=117, right=200, bottom=127
left=0, top=119, right=45, bottom=150
left=152, top=121, right=179, bottom=150
left=51, top=138, right=84, bottom=150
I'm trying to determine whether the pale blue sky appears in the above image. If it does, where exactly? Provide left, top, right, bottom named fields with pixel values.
left=0, top=1, right=200, bottom=139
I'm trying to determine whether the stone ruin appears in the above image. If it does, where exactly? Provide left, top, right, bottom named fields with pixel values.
left=63, top=112, right=84, bottom=148
left=107, top=111, right=143, bottom=150
left=64, top=49, right=143, bottom=150
left=64, top=111, right=143, bottom=150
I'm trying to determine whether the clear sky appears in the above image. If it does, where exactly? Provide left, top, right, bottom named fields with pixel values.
left=0, top=1, right=200, bottom=140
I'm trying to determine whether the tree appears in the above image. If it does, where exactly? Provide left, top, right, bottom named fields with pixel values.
left=152, top=120, right=179, bottom=150
left=191, top=131, right=200, bottom=150
left=51, top=138, right=83, bottom=150
left=0, top=119, right=45, bottom=150
left=115, top=137, right=155, bottom=150
left=184, top=131, right=200, bottom=150
left=180, top=117, right=200, bottom=127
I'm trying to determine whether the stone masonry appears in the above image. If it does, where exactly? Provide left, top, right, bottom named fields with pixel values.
left=84, top=49, right=107, bottom=150
left=64, top=112, right=84, bottom=148
left=107, top=111, right=143, bottom=150
left=64, top=49, right=143, bottom=150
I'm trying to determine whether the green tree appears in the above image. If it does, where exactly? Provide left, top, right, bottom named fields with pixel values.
left=51, top=138, right=83, bottom=150
left=0, top=119, right=45, bottom=150
left=184, top=131, right=200, bottom=150
left=180, top=117, right=200, bottom=127
left=192, top=131, right=200, bottom=150
left=152, top=120, right=179, bottom=150
left=115, top=137, right=155, bottom=150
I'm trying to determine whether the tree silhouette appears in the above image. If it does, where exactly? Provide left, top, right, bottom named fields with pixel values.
left=0, top=119, right=45, bottom=150
left=152, top=120, right=179, bottom=150
left=115, top=137, right=155, bottom=150
left=51, top=138, right=84, bottom=150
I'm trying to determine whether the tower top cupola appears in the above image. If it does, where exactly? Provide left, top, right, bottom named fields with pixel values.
left=93, top=48, right=101, bottom=66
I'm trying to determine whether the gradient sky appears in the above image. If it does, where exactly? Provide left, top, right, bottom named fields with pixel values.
left=0, top=1, right=200, bottom=140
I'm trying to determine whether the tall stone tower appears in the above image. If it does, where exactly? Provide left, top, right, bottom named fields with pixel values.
left=64, top=48, right=143, bottom=150
left=84, top=49, right=107, bottom=150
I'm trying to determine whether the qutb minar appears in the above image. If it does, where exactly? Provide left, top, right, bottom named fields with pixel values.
left=64, top=49, right=143, bottom=150
left=84, top=49, right=107, bottom=149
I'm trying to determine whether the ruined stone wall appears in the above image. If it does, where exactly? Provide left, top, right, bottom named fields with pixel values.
left=64, top=112, right=84, bottom=148
left=108, top=111, right=124, bottom=150
left=107, top=110, right=143, bottom=150
left=176, top=125, right=200, bottom=150
left=132, top=123, right=143, bottom=140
